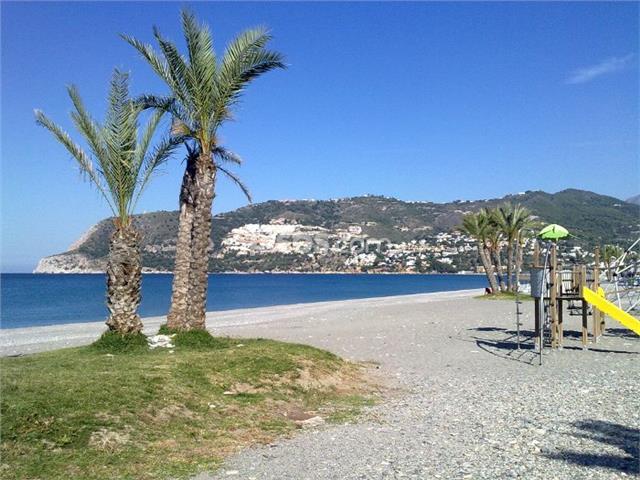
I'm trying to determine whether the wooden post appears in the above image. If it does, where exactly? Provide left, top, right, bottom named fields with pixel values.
left=578, top=267, right=588, bottom=349
left=593, top=246, right=603, bottom=340
left=534, top=298, right=541, bottom=349
left=550, top=243, right=558, bottom=348
left=557, top=270, right=564, bottom=347
left=533, top=240, right=541, bottom=349
left=558, top=293, right=563, bottom=345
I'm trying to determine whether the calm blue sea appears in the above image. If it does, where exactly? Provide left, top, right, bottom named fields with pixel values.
left=0, top=273, right=486, bottom=329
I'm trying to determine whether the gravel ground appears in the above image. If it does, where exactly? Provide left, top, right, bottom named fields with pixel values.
left=196, top=292, right=639, bottom=480
left=2, top=290, right=638, bottom=479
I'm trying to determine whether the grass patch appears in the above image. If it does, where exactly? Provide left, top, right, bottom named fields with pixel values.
left=90, top=331, right=149, bottom=353
left=474, top=292, right=534, bottom=301
left=0, top=336, right=376, bottom=480
left=157, top=325, right=231, bottom=350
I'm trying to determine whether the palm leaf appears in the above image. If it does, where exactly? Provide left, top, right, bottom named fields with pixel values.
left=212, top=145, right=243, bottom=165
left=132, top=135, right=183, bottom=210
left=181, top=10, right=217, bottom=119
left=217, top=164, right=252, bottom=202
left=35, top=69, right=177, bottom=223
left=34, top=109, right=115, bottom=213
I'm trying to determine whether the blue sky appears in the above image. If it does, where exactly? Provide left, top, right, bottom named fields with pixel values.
left=1, top=2, right=638, bottom=272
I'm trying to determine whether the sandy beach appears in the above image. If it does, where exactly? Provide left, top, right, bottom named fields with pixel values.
left=2, top=289, right=639, bottom=479
left=0, top=289, right=481, bottom=357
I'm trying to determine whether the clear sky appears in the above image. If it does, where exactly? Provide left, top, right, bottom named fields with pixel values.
left=1, top=2, right=638, bottom=272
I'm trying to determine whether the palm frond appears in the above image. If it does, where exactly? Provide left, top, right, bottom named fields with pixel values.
left=136, top=108, right=166, bottom=166
left=217, top=164, right=252, bottom=202
left=123, top=12, right=284, bottom=177
left=133, top=93, right=173, bottom=111
left=66, top=85, right=107, bottom=161
left=134, top=94, right=194, bottom=133
left=152, top=26, right=194, bottom=113
left=213, top=27, right=285, bottom=128
left=34, top=109, right=115, bottom=214
left=132, top=134, right=183, bottom=210
left=212, top=145, right=243, bottom=165
left=100, top=71, right=140, bottom=219
left=120, top=33, right=174, bottom=90
left=35, top=70, right=178, bottom=223
left=181, top=9, right=217, bottom=119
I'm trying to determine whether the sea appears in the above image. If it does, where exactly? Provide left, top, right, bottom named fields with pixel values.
left=0, top=273, right=487, bottom=329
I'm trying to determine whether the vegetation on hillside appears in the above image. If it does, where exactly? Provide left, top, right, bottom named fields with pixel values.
left=44, top=189, right=639, bottom=274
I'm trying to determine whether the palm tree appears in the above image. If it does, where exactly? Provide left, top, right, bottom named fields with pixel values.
left=513, top=216, right=536, bottom=292
left=461, top=211, right=499, bottom=293
left=35, top=70, right=178, bottom=334
left=122, top=10, right=284, bottom=330
left=484, top=209, right=506, bottom=292
left=493, top=203, right=533, bottom=292
left=602, top=244, right=623, bottom=281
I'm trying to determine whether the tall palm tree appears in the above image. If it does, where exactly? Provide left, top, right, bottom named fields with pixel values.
left=461, top=211, right=499, bottom=293
left=493, top=203, right=532, bottom=292
left=484, top=209, right=506, bottom=292
left=35, top=70, right=178, bottom=334
left=123, top=10, right=284, bottom=330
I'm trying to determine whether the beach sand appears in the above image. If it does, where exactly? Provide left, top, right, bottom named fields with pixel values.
left=2, top=289, right=638, bottom=478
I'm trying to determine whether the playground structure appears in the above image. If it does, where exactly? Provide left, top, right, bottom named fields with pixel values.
left=526, top=231, right=640, bottom=365
left=601, top=237, right=640, bottom=314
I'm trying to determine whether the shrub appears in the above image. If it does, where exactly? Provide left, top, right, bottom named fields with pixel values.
left=90, top=331, right=148, bottom=353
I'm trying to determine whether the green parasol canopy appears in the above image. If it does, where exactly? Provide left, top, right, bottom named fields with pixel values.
left=539, top=223, right=569, bottom=240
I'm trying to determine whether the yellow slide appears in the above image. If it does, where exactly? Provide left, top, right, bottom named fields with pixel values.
left=582, top=286, right=640, bottom=336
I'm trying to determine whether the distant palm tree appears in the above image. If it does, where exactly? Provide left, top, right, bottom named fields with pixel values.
left=35, top=70, right=178, bottom=334
left=123, top=10, right=284, bottom=330
left=493, top=203, right=533, bottom=292
left=461, top=211, right=499, bottom=293
left=513, top=217, right=536, bottom=292
left=602, top=244, right=623, bottom=281
left=484, top=209, right=506, bottom=292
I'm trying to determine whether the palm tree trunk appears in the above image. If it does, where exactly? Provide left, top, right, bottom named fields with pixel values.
left=167, top=155, right=197, bottom=329
left=106, top=222, right=143, bottom=334
left=478, top=242, right=499, bottom=293
left=493, top=248, right=506, bottom=292
left=506, top=243, right=514, bottom=292
left=514, top=238, right=524, bottom=293
left=185, top=153, right=216, bottom=330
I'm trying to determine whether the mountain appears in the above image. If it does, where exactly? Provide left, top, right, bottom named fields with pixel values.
left=34, top=189, right=640, bottom=274
left=626, top=194, right=640, bottom=206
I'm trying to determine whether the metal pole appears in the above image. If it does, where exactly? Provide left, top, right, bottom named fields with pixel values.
left=550, top=243, right=558, bottom=349
left=515, top=289, right=521, bottom=350
left=593, top=246, right=602, bottom=340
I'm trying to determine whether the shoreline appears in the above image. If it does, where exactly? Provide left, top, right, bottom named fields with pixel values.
left=0, top=288, right=482, bottom=356
left=20, top=271, right=485, bottom=276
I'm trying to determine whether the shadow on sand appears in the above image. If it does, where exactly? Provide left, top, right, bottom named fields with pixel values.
left=465, top=326, right=638, bottom=364
left=545, top=420, right=639, bottom=474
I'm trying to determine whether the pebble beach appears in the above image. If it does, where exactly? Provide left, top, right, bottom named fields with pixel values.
left=2, top=290, right=638, bottom=479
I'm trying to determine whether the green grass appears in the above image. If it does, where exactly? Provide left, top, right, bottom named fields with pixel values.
left=90, top=331, right=149, bottom=353
left=474, top=291, right=534, bottom=301
left=0, top=335, right=375, bottom=480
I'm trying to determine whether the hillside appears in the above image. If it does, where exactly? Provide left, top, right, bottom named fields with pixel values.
left=627, top=194, right=640, bottom=206
left=34, top=189, right=640, bottom=273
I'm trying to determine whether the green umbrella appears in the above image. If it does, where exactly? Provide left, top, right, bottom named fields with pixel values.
left=539, top=223, right=569, bottom=240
